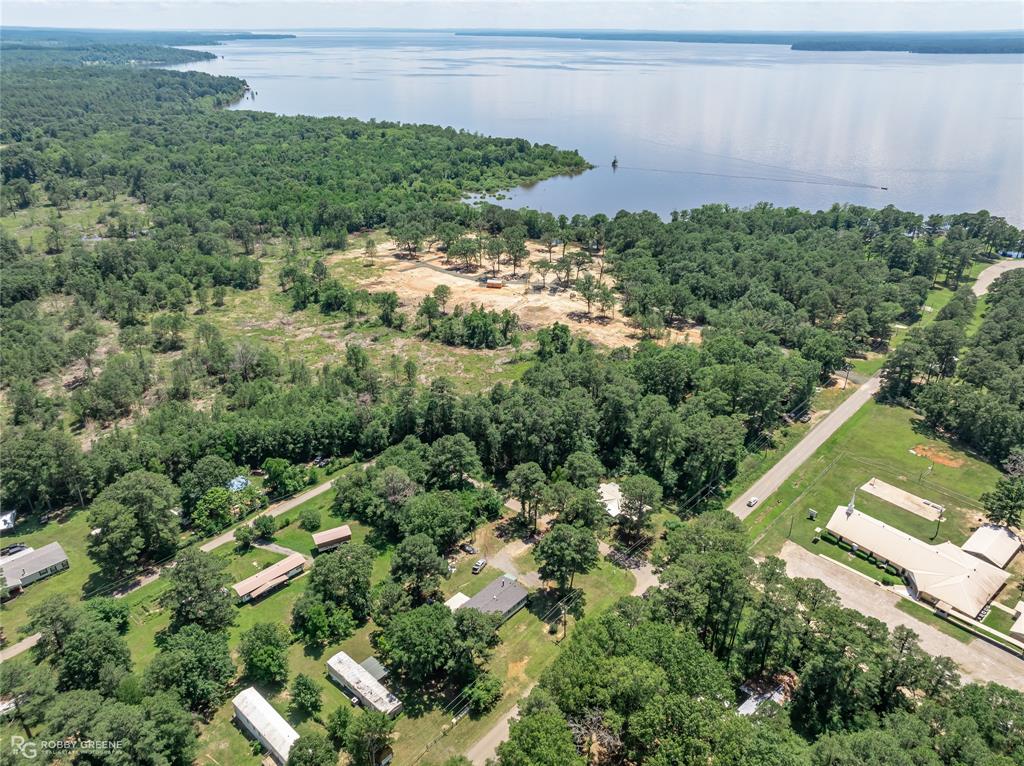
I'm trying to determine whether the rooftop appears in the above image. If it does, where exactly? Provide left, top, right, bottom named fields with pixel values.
left=460, top=574, right=528, bottom=617
left=961, top=524, right=1021, bottom=569
left=826, top=506, right=1008, bottom=618
left=232, top=687, right=298, bottom=764
left=0, top=542, right=68, bottom=587
left=445, top=592, right=471, bottom=611
left=327, top=651, right=402, bottom=717
left=359, top=656, right=390, bottom=682
left=599, top=482, right=622, bottom=517
left=232, top=552, right=306, bottom=599
left=312, top=524, right=352, bottom=548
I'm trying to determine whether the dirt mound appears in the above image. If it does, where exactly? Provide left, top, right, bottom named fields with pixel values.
left=913, top=444, right=965, bottom=468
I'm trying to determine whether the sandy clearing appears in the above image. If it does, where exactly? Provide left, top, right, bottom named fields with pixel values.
left=350, top=241, right=700, bottom=349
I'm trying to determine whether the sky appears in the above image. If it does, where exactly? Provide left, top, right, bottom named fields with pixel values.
left=2, top=0, right=1022, bottom=32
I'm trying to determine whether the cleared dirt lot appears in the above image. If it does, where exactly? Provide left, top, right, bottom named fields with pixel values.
left=348, top=241, right=701, bottom=348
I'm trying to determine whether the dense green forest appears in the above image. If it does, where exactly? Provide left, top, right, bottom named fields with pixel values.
left=884, top=268, right=1024, bottom=464
left=2, top=31, right=1024, bottom=766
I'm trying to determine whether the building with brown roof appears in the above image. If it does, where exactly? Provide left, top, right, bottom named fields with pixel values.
left=232, top=553, right=307, bottom=603
left=312, top=524, right=352, bottom=553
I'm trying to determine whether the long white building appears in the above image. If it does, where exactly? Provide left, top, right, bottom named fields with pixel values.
left=232, top=687, right=298, bottom=765
left=327, top=651, right=403, bottom=717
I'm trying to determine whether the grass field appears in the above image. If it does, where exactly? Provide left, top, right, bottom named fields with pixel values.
left=894, top=599, right=973, bottom=643
left=725, top=381, right=859, bottom=506
left=203, top=248, right=534, bottom=393
left=0, top=194, right=147, bottom=250
left=746, top=401, right=1001, bottom=565
left=0, top=508, right=101, bottom=640
left=389, top=557, right=634, bottom=764
left=982, top=607, right=1016, bottom=635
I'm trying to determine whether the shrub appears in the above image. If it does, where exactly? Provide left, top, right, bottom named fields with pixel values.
left=253, top=514, right=278, bottom=540
left=299, top=506, right=321, bottom=532
left=466, top=672, right=503, bottom=715
left=234, top=524, right=255, bottom=549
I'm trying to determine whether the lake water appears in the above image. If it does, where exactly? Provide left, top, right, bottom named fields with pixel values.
left=177, top=31, right=1024, bottom=222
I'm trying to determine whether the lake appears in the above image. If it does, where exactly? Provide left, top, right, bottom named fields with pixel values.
left=177, top=31, right=1024, bottom=222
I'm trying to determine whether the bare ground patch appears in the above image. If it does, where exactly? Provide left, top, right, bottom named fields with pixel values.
left=352, top=242, right=701, bottom=349
left=912, top=444, right=966, bottom=468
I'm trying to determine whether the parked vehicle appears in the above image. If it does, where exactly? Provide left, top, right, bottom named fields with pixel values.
left=460, top=542, right=477, bottom=554
left=746, top=497, right=759, bottom=508
left=472, top=559, right=487, bottom=574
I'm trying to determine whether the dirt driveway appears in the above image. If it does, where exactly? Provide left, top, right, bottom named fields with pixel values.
left=780, top=542, right=1024, bottom=690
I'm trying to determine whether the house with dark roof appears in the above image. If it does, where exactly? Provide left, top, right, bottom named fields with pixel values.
left=458, top=574, right=528, bottom=622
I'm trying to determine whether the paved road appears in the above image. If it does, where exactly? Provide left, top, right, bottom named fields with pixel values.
left=200, top=479, right=335, bottom=552
left=781, top=542, right=1024, bottom=689
left=972, top=259, right=1024, bottom=297
left=729, top=373, right=881, bottom=519
left=729, top=258, right=1019, bottom=520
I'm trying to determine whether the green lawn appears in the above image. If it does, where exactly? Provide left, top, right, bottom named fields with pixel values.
left=725, top=382, right=859, bottom=506
left=390, top=557, right=634, bottom=764
left=222, top=547, right=285, bottom=582
left=894, top=599, right=973, bottom=643
left=0, top=508, right=100, bottom=641
left=444, top=562, right=503, bottom=600
left=191, top=524, right=636, bottom=766
left=982, top=607, right=1016, bottom=635
left=747, top=401, right=1001, bottom=561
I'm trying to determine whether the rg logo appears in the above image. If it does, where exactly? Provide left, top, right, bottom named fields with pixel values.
left=10, top=736, right=37, bottom=759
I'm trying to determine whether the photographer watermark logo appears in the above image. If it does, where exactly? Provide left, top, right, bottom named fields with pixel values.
left=10, top=736, right=123, bottom=759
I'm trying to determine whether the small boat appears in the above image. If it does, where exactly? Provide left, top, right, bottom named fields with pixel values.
left=880, top=186, right=888, bottom=191
left=611, top=157, right=619, bottom=170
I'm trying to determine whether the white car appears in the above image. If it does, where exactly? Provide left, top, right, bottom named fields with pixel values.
left=746, top=497, right=759, bottom=508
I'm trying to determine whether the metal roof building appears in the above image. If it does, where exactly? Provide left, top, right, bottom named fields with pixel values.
left=445, top=592, right=471, bottom=611
left=459, top=574, right=528, bottom=621
left=232, top=687, right=298, bottom=765
left=826, top=506, right=1008, bottom=618
left=312, top=524, right=352, bottom=553
left=0, top=543, right=69, bottom=592
left=232, top=553, right=306, bottom=602
left=599, top=482, right=623, bottom=517
left=327, top=651, right=403, bottom=717
left=961, top=524, right=1021, bottom=569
